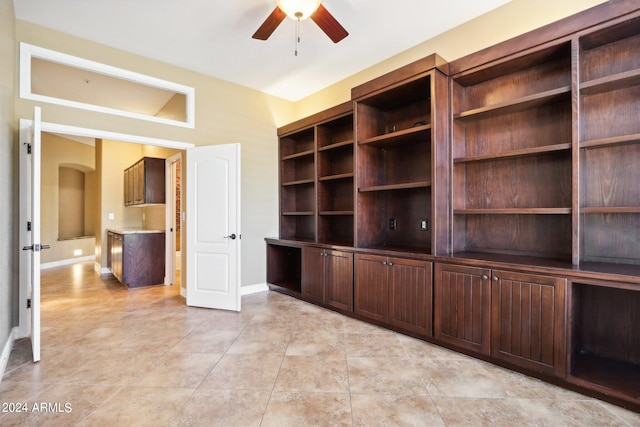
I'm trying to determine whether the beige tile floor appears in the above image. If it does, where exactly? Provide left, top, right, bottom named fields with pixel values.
left=1, top=262, right=639, bottom=426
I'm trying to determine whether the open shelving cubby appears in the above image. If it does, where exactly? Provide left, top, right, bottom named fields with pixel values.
left=451, top=41, right=573, bottom=263
left=578, top=16, right=640, bottom=270
left=570, top=280, right=640, bottom=402
left=279, top=127, right=316, bottom=241
left=317, top=112, right=355, bottom=246
left=354, top=60, right=445, bottom=253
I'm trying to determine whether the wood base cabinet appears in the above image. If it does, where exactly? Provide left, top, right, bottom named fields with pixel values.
left=434, top=263, right=566, bottom=376
left=302, top=247, right=354, bottom=312
left=108, top=231, right=166, bottom=288
left=434, top=263, right=491, bottom=354
left=355, top=254, right=432, bottom=336
left=491, top=270, right=566, bottom=377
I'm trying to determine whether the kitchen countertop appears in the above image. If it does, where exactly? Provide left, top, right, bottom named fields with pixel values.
left=107, top=228, right=165, bottom=235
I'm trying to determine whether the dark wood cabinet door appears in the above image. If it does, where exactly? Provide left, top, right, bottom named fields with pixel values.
left=325, top=250, right=354, bottom=312
left=111, top=233, right=123, bottom=282
left=491, top=270, right=566, bottom=376
left=389, top=258, right=433, bottom=337
left=124, top=168, right=134, bottom=206
left=354, top=253, right=389, bottom=323
left=301, top=247, right=326, bottom=304
left=133, top=161, right=144, bottom=204
left=434, top=263, right=491, bottom=355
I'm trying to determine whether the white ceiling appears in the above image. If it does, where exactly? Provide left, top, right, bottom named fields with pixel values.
left=14, top=0, right=511, bottom=102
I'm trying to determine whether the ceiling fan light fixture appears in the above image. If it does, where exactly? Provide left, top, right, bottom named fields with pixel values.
left=277, top=0, right=321, bottom=20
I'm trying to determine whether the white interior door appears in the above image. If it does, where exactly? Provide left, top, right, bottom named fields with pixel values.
left=186, top=143, right=241, bottom=311
left=19, top=107, right=44, bottom=362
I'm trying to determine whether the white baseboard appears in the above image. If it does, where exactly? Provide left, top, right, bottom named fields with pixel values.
left=180, top=286, right=186, bottom=298
left=40, top=255, right=96, bottom=270
left=0, top=327, right=17, bottom=383
left=241, top=283, right=269, bottom=296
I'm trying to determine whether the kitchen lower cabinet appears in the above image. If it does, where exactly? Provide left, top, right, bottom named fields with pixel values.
left=355, top=254, right=432, bottom=335
left=302, top=246, right=353, bottom=311
left=108, top=230, right=166, bottom=288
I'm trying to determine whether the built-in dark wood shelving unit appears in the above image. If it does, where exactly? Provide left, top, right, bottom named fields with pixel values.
left=266, top=2, right=640, bottom=413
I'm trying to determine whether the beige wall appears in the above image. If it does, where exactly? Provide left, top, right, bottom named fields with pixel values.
left=294, top=0, right=608, bottom=118
left=0, top=0, right=16, bottom=348
left=41, top=133, right=96, bottom=264
left=15, top=21, right=294, bottom=288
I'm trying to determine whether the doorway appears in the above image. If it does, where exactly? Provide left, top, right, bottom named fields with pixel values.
left=17, top=120, right=193, bottom=341
left=166, top=153, right=182, bottom=293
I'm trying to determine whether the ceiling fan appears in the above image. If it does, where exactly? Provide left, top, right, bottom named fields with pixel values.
left=252, top=0, right=349, bottom=43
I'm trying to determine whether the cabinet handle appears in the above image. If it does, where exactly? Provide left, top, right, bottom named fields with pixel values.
left=481, top=274, right=488, bottom=280
left=492, top=276, right=499, bottom=281
left=382, top=261, right=387, bottom=265
left=388, top=262, right=393, bottom=266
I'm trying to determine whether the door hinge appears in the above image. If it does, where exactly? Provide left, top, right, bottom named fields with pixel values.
left=27, top=221, right=32, bottom=231
left=26, top=143, right=32, bottom=154
left=27, top=298, right=31, bottom=309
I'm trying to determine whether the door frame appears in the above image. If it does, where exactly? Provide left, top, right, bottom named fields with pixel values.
left=165, top=153, right=182, bottom=289
left=17, top=118, right=193, bottom=339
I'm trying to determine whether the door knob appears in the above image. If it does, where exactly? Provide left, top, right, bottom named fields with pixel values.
left=224, top=233, right=237, bottom=240
left=22, top=244, right=51, bottom=252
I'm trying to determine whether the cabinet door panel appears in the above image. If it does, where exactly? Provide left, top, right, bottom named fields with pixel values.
left=124, top=168, right=133, bottom=206
left=302, top=247, right=325, bottom=304
left=491, top=270, right=566, bottom=376
left=434, top=263, right=491, bottom=355
left=354, top=254, right=388, bottom=323
left=325, top=250, right=354, bottom=312
left=133, top=161, right=144, bottom=204
left=389, top=258, right=433, bottom=336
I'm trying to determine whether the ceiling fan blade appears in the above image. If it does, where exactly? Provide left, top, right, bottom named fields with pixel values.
left=311, top=4, right=349, bottom=43
left=252, top=7, right=287, bottom=40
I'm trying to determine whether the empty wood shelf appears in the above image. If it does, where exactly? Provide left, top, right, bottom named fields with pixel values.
left=455, top=208, right=572, bottom=215
left=282, top=211, right=314, bottom=216
left=581, top=206, right=640, bottom=214
left=282, top=178, right=314, bottom=186
left=282, top=149, right=314, bottom=160
left=318, top=173, right=354, bottom=181
left=359, top=181, right=432, bottom=192
left=580, top=133, right=640, bottom=149
left=319, top=210, right=354, bottom=216
left=454, top=86, right=571, bottom=121
left=454, top=143, right=571, bottom=163
left=318, top=140, right=354, bottom=151
left=580, top=68, right=640, bottom=95
left=358, top=124, right=431, bottom=148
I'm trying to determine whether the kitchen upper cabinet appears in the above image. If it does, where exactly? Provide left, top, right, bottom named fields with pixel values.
left=302, top=246, right=354, bottom=311
left=124, top=157, right=166, bottom=206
